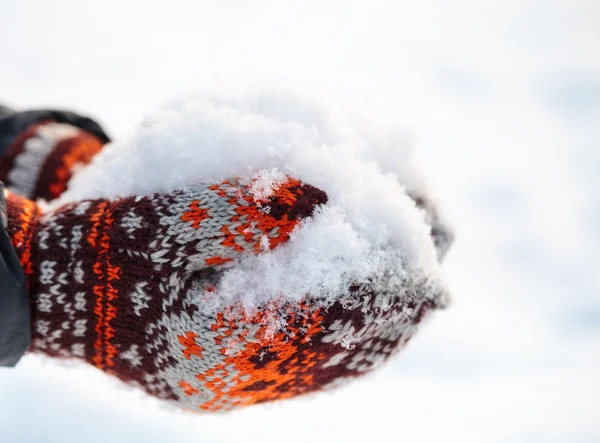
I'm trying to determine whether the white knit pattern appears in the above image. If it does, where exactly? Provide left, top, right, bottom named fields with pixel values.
left=7, top=123, right=80, bottom=198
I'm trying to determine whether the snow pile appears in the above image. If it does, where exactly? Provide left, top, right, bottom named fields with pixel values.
left=58, top=86, right=449, bottom=312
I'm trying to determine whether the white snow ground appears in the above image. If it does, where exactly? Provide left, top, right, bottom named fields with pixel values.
left=1, top=1, right=599, bottom=442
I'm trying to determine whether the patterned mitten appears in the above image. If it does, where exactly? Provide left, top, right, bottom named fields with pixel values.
left=6, top=173, right=445, bottom=412
left=4, top=177, right=349, bottom=409
left=0, top=109, right=109, bottom=201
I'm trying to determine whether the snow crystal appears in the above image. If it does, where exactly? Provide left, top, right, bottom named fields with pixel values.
left=57, top=86, right=448, bottom=313
left=249, top=167, right=287, bottom=203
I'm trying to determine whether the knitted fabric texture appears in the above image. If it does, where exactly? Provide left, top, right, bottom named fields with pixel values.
left=5, top=175, right=443, bottom=411
left=0, top=121, right=104, bottom=201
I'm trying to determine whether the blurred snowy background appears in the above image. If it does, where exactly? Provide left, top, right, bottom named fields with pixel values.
left=0, top=1, right=599, bottom=442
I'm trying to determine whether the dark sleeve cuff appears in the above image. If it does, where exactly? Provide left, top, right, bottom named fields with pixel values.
left=0, top=182, right=32, bottom=367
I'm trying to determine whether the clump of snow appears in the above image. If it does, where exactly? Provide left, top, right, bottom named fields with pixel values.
left=249, top=167, right=287, bottom=203
left=58, top=86, right=449, bottom=313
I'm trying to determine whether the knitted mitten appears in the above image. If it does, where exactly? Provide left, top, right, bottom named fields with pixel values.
left=0, top=114, right=108, bottom=201
left=5, top=173, right=444, bottom=411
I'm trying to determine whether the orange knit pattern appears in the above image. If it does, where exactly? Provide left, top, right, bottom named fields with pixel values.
left=48, top=133, right=103, bottom=199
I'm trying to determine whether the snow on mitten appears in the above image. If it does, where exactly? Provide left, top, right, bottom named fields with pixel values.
left=410, top=192, right=453, bottom=261
left=0, top=109, right=109, bottom=201
left=4, top=177, right=332, bottom=410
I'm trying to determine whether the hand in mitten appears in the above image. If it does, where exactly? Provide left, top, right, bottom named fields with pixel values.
left=1, top=103, right=451, bottom=412
left=5, top=173, right=445, bottom=411
left=6, top=169, right=445, bottom=412
left=0, top=108, right=109, bottom=201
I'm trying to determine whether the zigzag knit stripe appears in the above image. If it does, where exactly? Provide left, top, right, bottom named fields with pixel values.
left=35, top=129, right=103, bottom=201
left=5, top=123, right=79, bottom=198
left=0, top=122, right=103, bottom=201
